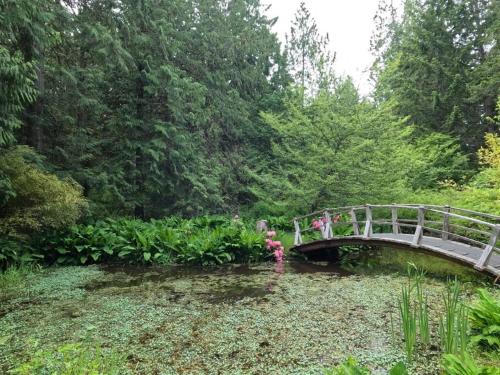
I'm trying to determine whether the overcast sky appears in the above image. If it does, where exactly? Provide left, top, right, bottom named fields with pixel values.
left=264, top=0, right=384, bottom=96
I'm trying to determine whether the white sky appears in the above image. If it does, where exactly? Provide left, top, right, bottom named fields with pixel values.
left=264, top=0, right=383, bottom=96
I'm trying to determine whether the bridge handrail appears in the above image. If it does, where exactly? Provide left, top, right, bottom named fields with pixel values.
left=292, top=203, right=500, bottom=275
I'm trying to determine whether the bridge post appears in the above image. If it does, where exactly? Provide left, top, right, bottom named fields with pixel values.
left=442, top=205, right=450, bottom=240
left=475, top=224, right=499, bottom=271
left=363, top=204, right=373, bottom=238
left=293, top=218, right=303, bottom=246
left=350, top=209, right=360, bottom=236
left=323, top=211, right=333, bottom=239
left=391, top=204, right=399, bottom=234
left=411, top=205, right=425, bottom=247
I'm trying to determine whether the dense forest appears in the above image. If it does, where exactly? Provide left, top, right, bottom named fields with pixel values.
left=0, top=0, right=499, bottom=240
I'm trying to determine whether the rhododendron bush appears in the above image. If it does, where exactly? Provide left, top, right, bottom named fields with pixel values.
left=265, top=230, right=284, bottom=262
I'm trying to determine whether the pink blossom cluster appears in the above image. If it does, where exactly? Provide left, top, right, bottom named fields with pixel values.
left=265, top=231, right=284, bottom=262
left=312, top=214, right=341, bottom=231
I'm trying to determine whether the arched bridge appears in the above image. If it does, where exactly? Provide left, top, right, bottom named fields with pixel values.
left=291, top=204, right=500, bottom=278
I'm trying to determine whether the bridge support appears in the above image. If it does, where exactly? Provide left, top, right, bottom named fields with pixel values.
left=322, top=211, right=333, bottom=239
left=363, top=205, right=373, bottom=238
left=350, top=209, right=360, bottom=235
left=411, top=206, right=425, bottom=247
left=293, top=218, right=303, bottom=246
left=442, top=205, right=450, bottom=240
left=475, top=225, right=499, bottom=271
left=391, top=204, right=399, bottom=234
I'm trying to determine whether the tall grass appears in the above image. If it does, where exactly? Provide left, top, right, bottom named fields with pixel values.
left=399, top=284, right=417, bottom=361
left=397, top=264, right=430, bottom=360
left=0, top=264, right=36, bottom=290
left=439, top=278, right=469, bottom=356
left=413, top=267, right=430, bottom=346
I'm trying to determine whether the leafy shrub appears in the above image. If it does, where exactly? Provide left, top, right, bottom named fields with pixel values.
left=265, top=216, right=294, bottom=231
left=0, top=237, right=35, bottom=269
left=324, top=357, right=370, bottom=375
left=0, top=146, right=88, bottom=236
left=11, top=342, right=124, bottom=375
left=323, top=358, right=407, bottom=375
left=0, top=264, right=35, bottom=292
left=442, top=353, right=500, bottom=375
left=468, top=289, right=500, bottom=350
left=40, top=216, right=268, bottom=266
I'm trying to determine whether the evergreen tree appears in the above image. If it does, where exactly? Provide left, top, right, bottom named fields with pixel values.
left=285, top=2, right=336, bottom=104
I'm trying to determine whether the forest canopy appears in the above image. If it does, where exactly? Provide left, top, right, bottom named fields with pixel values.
left=0, top=0, right=498, bottom=225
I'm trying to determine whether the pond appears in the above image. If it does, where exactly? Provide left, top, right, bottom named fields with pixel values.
left=0, top=247, right=497, bottom=374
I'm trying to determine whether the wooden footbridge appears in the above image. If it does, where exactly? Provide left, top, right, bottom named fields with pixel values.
left=291, top=204, right=500, bottom=277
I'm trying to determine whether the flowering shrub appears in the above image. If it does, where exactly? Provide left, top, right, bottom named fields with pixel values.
left=265, top=231, right=284, bottom=262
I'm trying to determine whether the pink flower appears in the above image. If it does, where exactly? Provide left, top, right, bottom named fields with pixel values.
left=312, top=220, right=322, bottom=231
left=272, top=240, right=282, bottom=248
left=265, top=238, right=273, bottom=250
left=274, top=248, right=284, bottom=262
left=266, top=230, right=277, bottom=238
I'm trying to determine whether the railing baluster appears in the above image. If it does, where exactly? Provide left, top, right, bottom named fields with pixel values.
left=442, top=205, right=450, bottom=240
left=391, top=204, right=399, bottom=234
left=475, top=225, right=499, bottom=271
left=411, top=205, right=425, bottom=247
left=350, top=209, right=360, bottom=235
left=293, top=218, right=302, bottom=246
left=323, top=211, right=333, bottom=239
left=363, top=204, right=372, bottom=238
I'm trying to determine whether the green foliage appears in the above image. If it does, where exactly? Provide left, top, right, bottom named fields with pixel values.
left=442, top=353, right=500, bottom=375
left=398, top=264, right=433, bottom=360
left=439, top=279, right=469, bottom=356
left=372, top=0, right=497, bottom=151
left=323, top=357, right=370, bottom=375
left=40, top=216, right=268, bottom=266
left=11, top=342, right=124, bottom=375
left=0, top=147, right=88, bottom=236
left=399, top=283, right=417, bottom=361
left=0, top=0, right=497, bottom=239
left=468, top=289, right=500, bottom=350
left=323, top=358, right=408, bottom=375
left=0, top=238, right=35, bottom=269
left=0, top=264, right=35, bottom=293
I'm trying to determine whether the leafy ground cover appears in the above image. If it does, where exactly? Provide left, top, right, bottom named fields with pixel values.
left=1, top=252, right=498, bottom=374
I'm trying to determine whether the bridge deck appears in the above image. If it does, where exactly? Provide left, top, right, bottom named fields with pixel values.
left=292, top=233, right=500, bottom=277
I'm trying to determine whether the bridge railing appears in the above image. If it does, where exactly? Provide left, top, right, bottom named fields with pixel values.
left=293, top=204, right=500, bottom=274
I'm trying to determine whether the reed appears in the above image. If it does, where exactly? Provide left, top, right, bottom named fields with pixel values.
left=411, top=265, right=430, bottom=346
left=439, top=278, right=469, bottom=355
left=399, top=284, right=417, bottom=361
